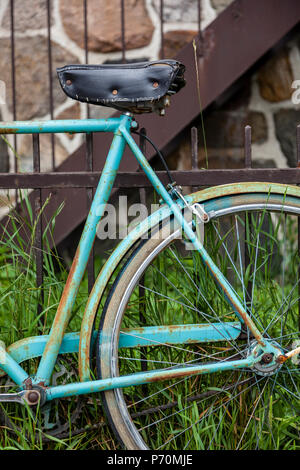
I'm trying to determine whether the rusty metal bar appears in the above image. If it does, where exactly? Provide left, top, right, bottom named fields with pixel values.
left=191, top=126, right=199, bottom=193
left=83, top=0, right=90, bottom=119
left=297, top=124, right=300, bottom=331
left=244, top=125, right=252, bottom=310
left=10, top=0, right=17, bottom=173
left=191, top=126, right=198, bottom=171
left=297, top=125, right=300, bottom=166
left=2, top=168, right=300, bottom=189
left=138, top=128, right=147, bottom=205
left=32, top=134, right=44, bottom=320
left=83, top=0, right=89, bottom=64
left=197, top=0, right=203, bottom=56
left=47, top=0, right=55, bottom=170
left=244, top=125, right=252, bottom=169
left=86, top=132, right=95, bottom=292
left=120, top=0, right=126, bottom=63
left=160, top=0, right=164, bottom=60
left=197, top=0, right=201, bottom=33
left=138, top=129, right=148, bottom=383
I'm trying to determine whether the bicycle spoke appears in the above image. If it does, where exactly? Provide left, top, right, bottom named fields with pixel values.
left=156, top=374, right=266, bottom=450
left=101, top=198, right=300, bottom=449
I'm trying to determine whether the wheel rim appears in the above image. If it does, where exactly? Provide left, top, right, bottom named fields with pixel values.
left=99, top=197, right=300, bottom=450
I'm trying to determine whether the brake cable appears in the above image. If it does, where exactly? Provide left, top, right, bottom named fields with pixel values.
left=132, top=129, right=174, bottom=185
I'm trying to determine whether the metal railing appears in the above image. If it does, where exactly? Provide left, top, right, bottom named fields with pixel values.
left=1, top=123, right=300, bottom=305
left=1, top=0, right=300, bottom=313
left=7, top=0, right=204, bottom=169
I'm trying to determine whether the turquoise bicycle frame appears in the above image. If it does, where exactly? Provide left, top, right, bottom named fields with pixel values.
left=0, top=113, right=273, bottom=401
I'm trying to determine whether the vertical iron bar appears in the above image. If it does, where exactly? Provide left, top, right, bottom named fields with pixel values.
left=86, top=133, right=95, bottom=292
left=197, top=0, right=201, bottom=33
left=120, top=0, right=126, bottom=63
left=83, top=0, right=90, bottom=118
left=139, top=129, right=148, bottom=383
left=10, top=0, right=18, bottom=211
left=139, top=129, right=147, bottom=207
left=244, top=125, right=252, bottom=310
left=47, top=0, right=55, bottom=170
left=197, top=0, right=203, bottom=56
left=84, top=2, right=93, bottom=292
left=32, top=134, right=44, bottom=322
left=160, top=0, right=164, bottom=59
left=10, top=0, right=17, bottom=173
left=191, top=127, right=199, bottom=193
left=83, top=0, right=89, bottom=64
left=191, top=127, right=198, bottom=171
left=244, top=125, right=252, bottom=169
left=297, top=124, right=300, bottom=331
left=191, top=126, right=204, bottom=353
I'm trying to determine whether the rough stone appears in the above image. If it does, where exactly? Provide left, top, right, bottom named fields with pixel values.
left=152, top=0, right=198, bottom=23
left=257, top=49, right=294, bottom=102
left=274, top=109, right=300, bottom=167
left=60, top=0, right=154, bottom=53
left=0, top=36, right=78, bottom=120
left=210, top=0, right=234, bottom=14
left=220, top=79, right=252, bottom=111
left=198, top=110, right=268, bottom=149
left=2, top=0, right=54, bottom=32
left=161, top=30, right=197, bottom=59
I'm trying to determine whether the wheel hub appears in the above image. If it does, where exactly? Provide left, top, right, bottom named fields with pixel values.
left=252, top=355, right=282, bottom=376
left=249, top=340, right=283, bottom=376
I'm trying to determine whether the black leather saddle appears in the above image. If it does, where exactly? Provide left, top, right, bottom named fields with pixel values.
left=57, top=60, right=185, bottom=115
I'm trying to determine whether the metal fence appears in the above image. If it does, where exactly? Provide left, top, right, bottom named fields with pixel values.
left=1, top=123, right=300, bottom=308
left=4, top=0, right=205, bottom=170
left=1, top=0, right=300, bottom=312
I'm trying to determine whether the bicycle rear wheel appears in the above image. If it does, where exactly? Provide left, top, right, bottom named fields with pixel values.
left=97, top=190, right=300, bottom=450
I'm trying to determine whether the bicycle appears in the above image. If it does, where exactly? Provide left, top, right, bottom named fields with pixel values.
left=0, top=60, right=299, bottom=449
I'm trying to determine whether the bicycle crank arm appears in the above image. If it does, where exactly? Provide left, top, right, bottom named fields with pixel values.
left=0, top=389, right=41, bottom=406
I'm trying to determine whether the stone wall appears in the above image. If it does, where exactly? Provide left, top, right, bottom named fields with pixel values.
left=173, top=33, right=300, bottom=173
left=0, top=0, right=217, bottom=175
left=0, top=0, right=299, bottom=189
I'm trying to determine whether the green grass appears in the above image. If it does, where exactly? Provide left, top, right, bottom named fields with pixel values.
left=0, top=195, right=299, bottom=450
left=114, top=211, right=300, bottom=450
left=0, top=193, right=118, bottom=449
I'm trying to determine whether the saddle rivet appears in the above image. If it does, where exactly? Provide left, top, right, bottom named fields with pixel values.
left=112, top=89, right=118, bottom=95
left=153, top=82, right=159, bottom=88
left=66, top=79, right=72, bottom=86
